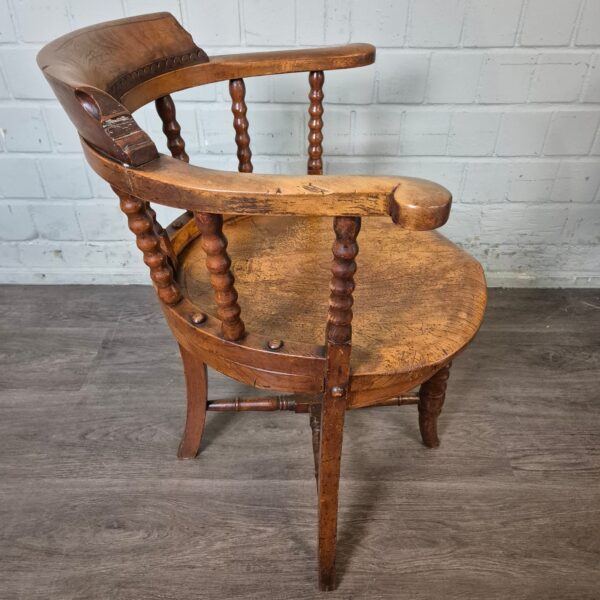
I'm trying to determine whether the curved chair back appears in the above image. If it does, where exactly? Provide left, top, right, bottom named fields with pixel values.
left=37, top=13, right=209, bottom=165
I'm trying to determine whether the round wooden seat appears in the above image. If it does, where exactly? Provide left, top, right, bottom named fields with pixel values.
left=178, top=215, right=486, bottom=406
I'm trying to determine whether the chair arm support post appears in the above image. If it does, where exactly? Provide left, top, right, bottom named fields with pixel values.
left=155, top=94, right=190, bottom=162
left=113, top=186, right=181, bottom=305
left=194, top=212, right=246, bottom=342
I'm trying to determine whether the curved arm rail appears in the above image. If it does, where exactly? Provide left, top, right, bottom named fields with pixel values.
left=37, top=13, right=376, bottom=166
left=121, top=44, right=376, bottom=110
left=83, top=141, right=452, bottom=231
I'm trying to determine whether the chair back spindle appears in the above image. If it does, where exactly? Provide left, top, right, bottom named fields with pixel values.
left=189, top=78, right=253, bottom=341
left=229, top=78, right=253, bottom=173
left=115, top=188, right=182, bottom=306
left=152, top=94, right=191, bottom=267
left=155, top=94, right=190, bottom=162
left=308, top=71, right=325, bottom=175
left=194, top=212, right=245, bottom=341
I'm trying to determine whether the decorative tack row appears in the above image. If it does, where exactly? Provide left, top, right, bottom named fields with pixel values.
left=107, top=48, right=208, bottom=99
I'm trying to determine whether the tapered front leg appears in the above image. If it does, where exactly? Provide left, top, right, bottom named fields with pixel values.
left=317, top=216, right=360, bottom=591
left=177, top=344, right=208, bottom=459
left=317, top=382, right=346, bottom=591
left=418, top=362, right=451, bottom=448
left=309, top=404, right=321, bottom=482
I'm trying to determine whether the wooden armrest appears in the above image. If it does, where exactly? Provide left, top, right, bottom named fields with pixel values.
left=389, top=181, right=453, bottom=230
left=120, top=44, right=376, bottom=110
left=83, top=142, right=451, bottom=231
left=209, top=44, right=375, bottom=75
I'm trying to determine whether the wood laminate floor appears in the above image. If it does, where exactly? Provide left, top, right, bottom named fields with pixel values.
left=1, top=286, right=599, bottom=600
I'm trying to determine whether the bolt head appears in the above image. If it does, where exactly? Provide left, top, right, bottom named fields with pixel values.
left=330, top=386, right=345, bottom=398
left=190, top=312, right=207, bottom=325
left=267, top=339, right=284, bottom=351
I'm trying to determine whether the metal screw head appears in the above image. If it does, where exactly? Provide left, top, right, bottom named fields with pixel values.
left=190, top=312, right=207, bottom=325
left=267, top=339, right=284, bottom=351
left=330, top=386, right=345, bottom=398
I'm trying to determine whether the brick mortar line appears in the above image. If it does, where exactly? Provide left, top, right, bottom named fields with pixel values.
left=4, top=100, right=600, bottom=109
left=1, top=43, right=599, bottom=52
left=2, top=152, right=600, bottom=161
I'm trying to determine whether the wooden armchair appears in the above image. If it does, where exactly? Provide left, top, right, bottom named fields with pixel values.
left=38, top=13, right=486, bottom=591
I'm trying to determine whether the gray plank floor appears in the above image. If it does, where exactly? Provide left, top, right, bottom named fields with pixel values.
left=1, top=286, right=599, bottom=600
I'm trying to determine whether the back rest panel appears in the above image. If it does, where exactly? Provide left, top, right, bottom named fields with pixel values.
left=37, top=12, right=208, bottom=165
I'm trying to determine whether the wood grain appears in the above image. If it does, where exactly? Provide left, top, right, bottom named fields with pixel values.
left=120, top=43, right=376, bottom=111
left=36, top=13, right=207, bottom=165
left=178, top=215, right=486, bottom=404
left=1, top=286, right=599, bottom=600
left=418, top=362, right=451, bottom=448
left=83, top=140, right=452, bottom=227
left=176, top=344, right=208, bottom=459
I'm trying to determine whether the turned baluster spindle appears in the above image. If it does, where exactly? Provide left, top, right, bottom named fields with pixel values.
left=143, top=199, right=178, bottom=270
left=327, top=216, right=361, bottom=346
left=229, top=78, right=253, bottom=173
left=155, top=94, right=189, bottom=162
left=195, top=212, right=245, bottom=341
left=115, top=188, right=181, bottom=306
left=207, top=396, right=297, bottom=411
left=308, top=70, right=325, bottom=176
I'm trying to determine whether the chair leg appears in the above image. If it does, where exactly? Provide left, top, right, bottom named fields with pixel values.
left=316, top=397, right=346, bottom=591
left=418, top=362, right=451, bottom=448
left=177, top=343, right=208, bottom=459
left=309, top=404, right=321, bottom=482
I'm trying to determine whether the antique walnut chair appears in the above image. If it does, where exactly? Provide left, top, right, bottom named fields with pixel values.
left=38, top=13, right=486, bottom=591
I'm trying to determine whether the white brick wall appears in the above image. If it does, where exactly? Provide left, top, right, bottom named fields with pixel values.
left=0, top=0, right=600, bottom=286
